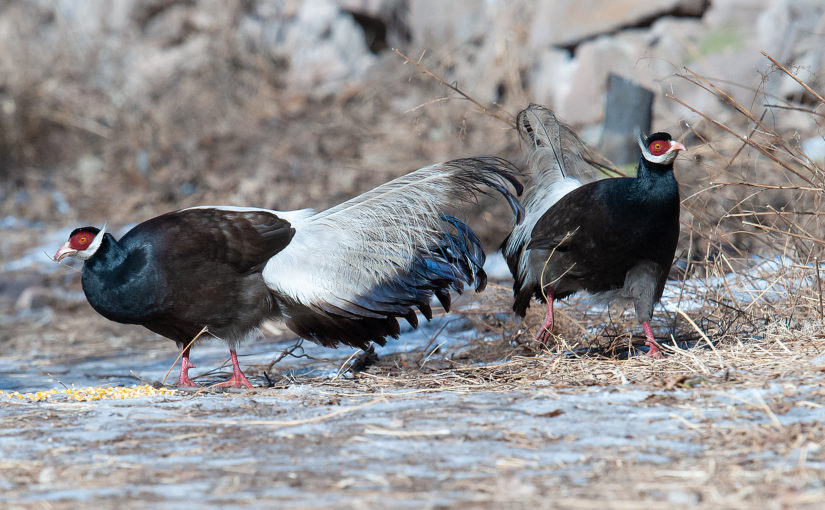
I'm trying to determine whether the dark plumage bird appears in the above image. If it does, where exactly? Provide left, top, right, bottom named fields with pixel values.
left=54, top=157, right=523, bottom=387
left=502, top=105, right=685, bottom=356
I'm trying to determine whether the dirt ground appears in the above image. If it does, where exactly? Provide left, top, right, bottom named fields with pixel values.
left=3, top=243, right=825, bottom=509
left=5, top=370, right=825, bottom=509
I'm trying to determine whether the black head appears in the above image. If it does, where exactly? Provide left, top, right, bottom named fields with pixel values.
left=638, top=132, right=686, bottom=166
left=69, top=226, right=101, bottom=239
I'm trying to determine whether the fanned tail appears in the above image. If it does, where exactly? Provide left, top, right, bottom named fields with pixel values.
left=269, top=156, right=523, bottom=349
left=502, top=106, right=585, bottom=280
left=517, top=104, right=614, bottom=186
left=502, top=104, right=615, bottom=314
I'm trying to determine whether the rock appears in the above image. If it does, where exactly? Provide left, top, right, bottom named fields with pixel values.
left=335, top=0, right=385, bottom=17
left=140, top=3, right=195, bottom=47
left=757, top=0, right=825, bottom=99
left=528, top=49, right=576, bottom=119
left=286, top=1, right=376, bottom=96
left=703, top=0, right=774, bottom=28
left=527, top=0, right=708, bottom=50
left=51, top=0, right=136, bottom=36
left=553, top=34, right=647, bottom=125
left=238, top=0, right=377, bottom=98
left=532, top=15, right=705, bottom=127
left=408, top=0, right=490, bottom=47
left=600, top=74, right=654, bottom=165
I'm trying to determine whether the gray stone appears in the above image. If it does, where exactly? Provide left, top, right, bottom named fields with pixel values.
left=408, top=0, right=489, bottom=48
left=528, top=0, right=708, bottom=50
left=335, top=0, right=386, bottom=17
left=757, top=0, right=825, bottom=99
left=600, top=74, right=654, bottom=165
left=553, top=34, right=646, bottom=126
left=529, top=49, right=576, bottom=119
left=238, top=0, right=377, bottom=98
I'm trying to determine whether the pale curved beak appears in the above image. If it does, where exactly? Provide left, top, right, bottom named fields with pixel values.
left=53, top=242, right=77, bottom=262
left=670, top=141, right=687, bottom=153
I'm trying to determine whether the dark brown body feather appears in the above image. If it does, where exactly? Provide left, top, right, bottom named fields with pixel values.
left=80, top=208, right=295, bottom=349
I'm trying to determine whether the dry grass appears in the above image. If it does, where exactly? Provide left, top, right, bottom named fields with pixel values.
left=238, top=285, right=823, bottom=398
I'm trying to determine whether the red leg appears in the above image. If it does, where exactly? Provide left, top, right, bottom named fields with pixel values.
left=175, top=346, right=198, bottom=387
left=535, top=288, right=555, bottom=345
left=643, top=321, right=663, bottom=358
left=215, top=349, right=253, bottom=388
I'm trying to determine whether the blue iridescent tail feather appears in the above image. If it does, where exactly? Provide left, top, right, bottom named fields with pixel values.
left=341, top=214, right=487, bottom=321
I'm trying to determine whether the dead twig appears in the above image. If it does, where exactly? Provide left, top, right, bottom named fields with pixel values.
left=161, top=326, right=209, bottom=386
left=393, top=48, right=516, bottom=129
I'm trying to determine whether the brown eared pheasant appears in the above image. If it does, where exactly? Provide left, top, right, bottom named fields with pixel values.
left=55, top=158, right=523, bottom=387
left=502, top=105, right=685, bottom=357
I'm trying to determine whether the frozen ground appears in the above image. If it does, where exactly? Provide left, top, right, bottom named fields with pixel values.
left=4, top=368, right=825, bottom=509
left=3, top=239, right=825, bottom=509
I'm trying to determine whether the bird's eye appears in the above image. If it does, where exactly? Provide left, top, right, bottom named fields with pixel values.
left=648, top=140, right=670, bottom=156
left=69, top=231, right=96, bottom=250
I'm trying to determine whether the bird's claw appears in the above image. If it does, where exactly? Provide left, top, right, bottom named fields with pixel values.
left=214, top=374, right=254, bottom=389
left=175, top=376, right=198, bottom=388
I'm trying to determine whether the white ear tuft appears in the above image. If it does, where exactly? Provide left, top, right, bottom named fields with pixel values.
left=637, top=132, right=649, bottom=157
left=77, top=223, right=107, bottom=260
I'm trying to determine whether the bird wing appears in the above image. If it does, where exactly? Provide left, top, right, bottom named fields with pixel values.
left=140, top=207, right=303, bottom=274
left=526, top=180, right=650, bottom=285
left=262, top=157, right=523, bottom=348
left=526, top=185, right=601, bottom=253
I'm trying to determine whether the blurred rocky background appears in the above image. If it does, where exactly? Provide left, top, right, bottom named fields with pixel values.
left=2, top=0, right=825, bottom=310
left=2, top=0, right=822, bottom=229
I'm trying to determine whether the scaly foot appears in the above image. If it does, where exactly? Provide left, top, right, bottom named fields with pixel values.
left=214, top=349, right=254, bottom=388
left=643, top=321, right=664, bottom=359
